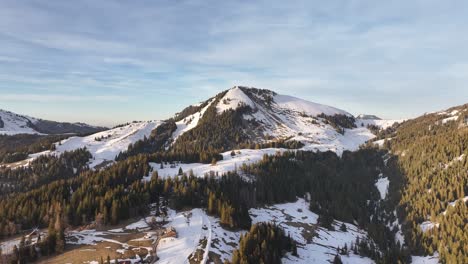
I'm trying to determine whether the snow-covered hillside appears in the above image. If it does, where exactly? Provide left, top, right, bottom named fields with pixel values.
left=250, top=199, right=375, bottom=264
left=51, top=121, right=162, bottom=168
left=145, top=148, right=283, bottom=179
left=7, top=121, right=161, bottom=169
left=169, top=86, right=402, bottom=156
left=172, top=98, right=215, bottom=141
left=216, top=86, right=350, bottom=117
left=11, top=86, right=403, bottom=171
left=0, top=109, right=40, bottom=135
left=0, top=109, right=103, bottom=135
left=154, top=199, right=377, bottom=264
left=216, top=87, right=355, bottom=149
left=356, top=118, right=402, bottom=130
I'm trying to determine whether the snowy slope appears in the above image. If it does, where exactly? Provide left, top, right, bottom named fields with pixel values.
left=216, top=87, right=255, bottom=113
left=51, top=121, right=162, bottom=168
left=145, top=148, right=284, bottom=179
left=157, top=208, right=211, bottom=264
left=0, top=109, right=103, bottom=135
left=172, top=99, right=215, bottom=141
left=274, top=93, right=350, bottom=117
left=356, top=118, right=402, bottom=129
left=135, top=199, right=377, bottom=264
left=250, top=199, right=375, bottom=264
left=216, top=86, right=350, bottom=117
left=0, top=109, right=40, bottom=135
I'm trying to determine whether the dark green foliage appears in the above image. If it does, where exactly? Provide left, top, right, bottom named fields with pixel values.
left=230, top=222, right=293, bottom=264
left=243, top=149, right=383, bottom=217
left=238, top=86, right=276, bottom=107
left=340, top=223, right=347, bottom=232
left=171, top=103, right=251, bottom=153
left=174, top=100, right=210, bottom=122
left=242, top=148, right=409, bottom=263
left=318, top=113, right=356, bottom=133
left=333, top=254, right=343, bottom=264
left=147, top=150, right=223, bottom=164
left=0, top=148, right=91, bottom=194
left=170, top=172, right=253, bottom=229
left=0, top=155, right=151, bottom=237
left=116, top=120, right=177, bottom=160
left=27, top=119, right=106, bottom=135
left=0, top=155, right=254, bottom=238
left=0, top=134, right=70, bottom=163
left=236, top=138, right=304, bottom=150
left=6, top=204, right=65, bottom=263
left=382, top=104, right=468, bottom=263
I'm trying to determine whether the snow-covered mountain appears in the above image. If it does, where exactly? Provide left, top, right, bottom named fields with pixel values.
left=0, top=109, right=105, bottom=135
left=23, top=121, right=162, bottom=169
left=171, top=86, right=401, bottom=154
left=11, top=86, right=402, bottom=169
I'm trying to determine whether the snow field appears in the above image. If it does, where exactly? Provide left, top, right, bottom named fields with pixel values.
left=28, top=121, right=162, bottom=168
left=250, top=198, right=375, bottom=264
left=157, top=208, right=211, bottom=264
left=146, top=148, right=284, bottom=179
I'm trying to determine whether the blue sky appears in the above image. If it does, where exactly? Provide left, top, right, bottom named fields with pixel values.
left=0, top=0, right=467, bottom=126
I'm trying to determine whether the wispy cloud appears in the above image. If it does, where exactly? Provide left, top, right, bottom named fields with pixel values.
left=0, top=0, right=467, bottom=124
left=0, top=93, right=128, bottom=102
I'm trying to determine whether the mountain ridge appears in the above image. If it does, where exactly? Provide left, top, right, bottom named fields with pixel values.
left=0, top=109, right=107, bottom=135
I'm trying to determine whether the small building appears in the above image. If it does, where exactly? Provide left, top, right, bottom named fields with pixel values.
left=163, top=226, right=177, bottom=238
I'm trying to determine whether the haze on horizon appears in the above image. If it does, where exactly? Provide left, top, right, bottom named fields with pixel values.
left=0, top=0, right=467, bottom=126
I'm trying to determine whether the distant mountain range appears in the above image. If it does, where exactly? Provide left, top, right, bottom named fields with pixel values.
left=0, top=109, right=106, bottom=135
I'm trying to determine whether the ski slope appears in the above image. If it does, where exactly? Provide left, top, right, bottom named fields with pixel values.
left=53, top=121, right=162, bottom=168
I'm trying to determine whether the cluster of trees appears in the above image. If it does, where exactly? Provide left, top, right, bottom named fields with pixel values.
left=382, top=105, right=468, bottom=263
left=7, top=203, right=66, bottom=264
left=148, top=151, right=223, bottom=165
left=115, top=121, right=177, bottom=161
left=0, top=155, right=151, bottom=237
left=94, top=134, right=111, bottom=141
left=230, top=222, right=295, bottom=264
left=163, top=171, right=253, bottom=229
left=171, top=103, right=251, bottom=154
left=0, top=134, right=69, bottom=163
left=0, top=154, right=254, bottom=239
left=0, top=148, right=91, bottom=194
left=318, top=113, right=356, bottom=133
left=173, top=100, right=210, bottom=123
left=333, top=236, right=384, bottom=264
left=119, top=124, right=224, bottom=163
left=236, top=138, right=304, bottom=150
left=241, top=148, right=409, bottom=263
